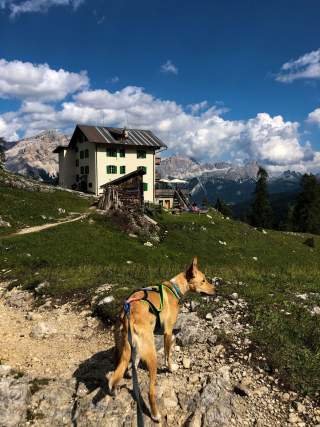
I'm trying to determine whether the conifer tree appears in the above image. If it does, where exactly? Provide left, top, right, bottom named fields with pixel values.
left=293, top=174, right=320, bottom=234
left=215, top=197, right=232, bottom=217
left=250, top=167, right=273, bottom=228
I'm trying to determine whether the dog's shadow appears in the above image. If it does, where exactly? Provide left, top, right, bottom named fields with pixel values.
left=73, top=348, right=115, bottom=407
left=72, top=347, right=151, bottom=424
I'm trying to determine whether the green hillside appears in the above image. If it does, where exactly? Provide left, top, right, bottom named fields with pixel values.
left=0, top=181, right=319, bottom=397
left=0, top=169, right=93, bottom=234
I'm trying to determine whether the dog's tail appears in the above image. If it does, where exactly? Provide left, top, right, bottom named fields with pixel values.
left=109, top=310, right=131, bottom=392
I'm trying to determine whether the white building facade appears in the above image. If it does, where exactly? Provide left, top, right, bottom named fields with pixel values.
left=54, top=125, right=167, bottom=203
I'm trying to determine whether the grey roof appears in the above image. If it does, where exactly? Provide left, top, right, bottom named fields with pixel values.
left=71, top=125, right=167, bottom=149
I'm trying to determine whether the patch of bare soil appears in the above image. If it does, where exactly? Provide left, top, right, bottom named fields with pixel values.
left=0, top=283, right=112, bottom=379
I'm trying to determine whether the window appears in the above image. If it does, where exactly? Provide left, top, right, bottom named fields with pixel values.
left=120, top=166, right=126, bottom=174
left=75, top=147, right=79, bottom=153
left=137, top=149, right=146, bottom=159
left=138, top=166, right=147, bottom=173
left=107, top=165, right=117, bottom=174
left=107, top=148, right=117, bottom=157
left=80, top=166, right=84, bottom=174
left=88, top=183, right=92, bottom=188
left=85, top=166, right=89, bottom=174
left=143, top=183, right=148, bottom=191
left=76, top=175, right=79, bottom=182
left=80, top=150, right=84, bottom=159
left=119, top=148, right=126, bottom=158
left=76, top=159, right=79, bottom=167
left=85, top=149, right=89, bottom=158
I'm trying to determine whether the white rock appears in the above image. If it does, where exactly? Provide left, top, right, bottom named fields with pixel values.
left=205, top=312, right=213, bottom=321
left=144, top=241, right=153, bottom=247
left=30, top=322, right=56, bottom=339
left=0, top=365, right=11, bottom=376
left=182, top=357, right=191, bottom=369
left=231, top=293, right=238, bottom=300
left=170, top=363, right=179, bottom=372
left=311, top=306, right=320, bottom=316
left=252, top=256, right=258, bottom=261
left=98, top=295, right=115, bottom=305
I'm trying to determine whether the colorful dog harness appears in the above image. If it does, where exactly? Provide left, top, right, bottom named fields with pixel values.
left=123, top=282, right=183, bottom=322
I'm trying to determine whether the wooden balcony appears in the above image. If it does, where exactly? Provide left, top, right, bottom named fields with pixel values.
left=155, top=189, right=175, bottom=198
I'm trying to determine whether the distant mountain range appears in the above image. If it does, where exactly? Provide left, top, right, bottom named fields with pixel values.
left=2, top=130, right=318, bottom=207
left=4, top=130, right=68, bottom=182
left=159, top=156, right=307, bottom=205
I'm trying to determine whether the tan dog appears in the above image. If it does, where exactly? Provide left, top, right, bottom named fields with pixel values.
left=108, top=257, right=215, bottom=422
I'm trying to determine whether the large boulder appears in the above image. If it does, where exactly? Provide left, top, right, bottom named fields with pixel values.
left=0, top=366, right=30, bottom=427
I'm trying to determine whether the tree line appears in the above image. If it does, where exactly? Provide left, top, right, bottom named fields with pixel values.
left=214, top=167, right=320, bottom=235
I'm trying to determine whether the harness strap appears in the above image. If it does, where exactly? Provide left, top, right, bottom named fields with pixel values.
left=125, top=306, right=144, bottom=427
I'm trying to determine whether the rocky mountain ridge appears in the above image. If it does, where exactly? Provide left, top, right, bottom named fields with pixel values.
left=4, top=130, right=69, bottom=182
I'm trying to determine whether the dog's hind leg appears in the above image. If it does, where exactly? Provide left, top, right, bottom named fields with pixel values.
left=108, top=336, right=131, bottom=394
left=138, top=335, right=161, bottom=422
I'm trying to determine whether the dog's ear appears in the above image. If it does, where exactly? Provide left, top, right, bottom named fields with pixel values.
left=186, top=256, right=198, bottom=281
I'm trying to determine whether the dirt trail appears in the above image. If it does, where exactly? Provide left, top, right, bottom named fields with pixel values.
left=0, top=286, right=112, bottom=379
left=5, top=214, right=87, bottom=238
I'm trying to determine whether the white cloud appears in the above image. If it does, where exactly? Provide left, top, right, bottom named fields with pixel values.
left=0, top=114, right=21, bottom=141
left=243, top=113, right=308, bottom=165
left=0, top=58, right=319, bottom=172
left=1, top=0, right=84, bottom=17
left=276, top=49, right=320, bottom=83
left=0, top=58, right=89, bottom=101
left=307, top=107, right=320, bottom=126
left=161, top=60, right=178, bottom=75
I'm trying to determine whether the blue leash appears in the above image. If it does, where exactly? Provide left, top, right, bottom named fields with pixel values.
left=124, top=302, right=145, bottom=427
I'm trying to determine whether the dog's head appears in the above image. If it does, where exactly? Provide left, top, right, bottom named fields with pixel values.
left=186, top=257, right=215, bottom=295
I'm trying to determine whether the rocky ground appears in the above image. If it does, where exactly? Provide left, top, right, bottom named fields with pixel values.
left=0, top=280, right=319, bottom=427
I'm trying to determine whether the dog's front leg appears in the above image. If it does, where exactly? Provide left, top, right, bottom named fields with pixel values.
left=164, top=331, right=174, bottom=372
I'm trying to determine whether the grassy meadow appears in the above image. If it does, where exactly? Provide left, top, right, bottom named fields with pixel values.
left=0, top=186, right=320, bottom=397
left=0, top=185, right=92, bottom=234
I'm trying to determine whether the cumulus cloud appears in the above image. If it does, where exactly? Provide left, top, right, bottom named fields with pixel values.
left=161, top=60, right=178, bottom=75
left=243, top=113, right=309, bottom=165
left=0, top=58, right=319, bottom=172
left=307, top=107, right=320, bottom=126
left=0, top=113, right=21, bottom=141
left=1, top=0, right=85, bottom=17
left=276, top=49, right=320, bottom=83
left=0, top=58, right=89, bottom=101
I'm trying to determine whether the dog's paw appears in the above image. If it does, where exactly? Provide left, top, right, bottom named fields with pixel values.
left=107, top=372, right=116, bottom=396
left=151, top=412, right=161, bottom=423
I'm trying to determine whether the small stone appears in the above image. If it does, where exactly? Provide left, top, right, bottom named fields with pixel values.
left=205, top=312, right=213, bottom=321
left=0, top=365, right=11, bottom=376
left=30, top=322, right=56, bottom=339
left=282, top=392, right=291, bottom=401
left=182, top=357, right=191, bottom=369
left=288, top=413, right=302, bottom=424
left=189, top=374, right=199, bottom=384
left=213, top=344, right=225, bottom=356
left=294, top=402, right=306, bottom=413
left=231, top=292, right=238, bottom=300
left=170, top=363, right=179, bottom=372
left=98, top=295, right=115, bottom=305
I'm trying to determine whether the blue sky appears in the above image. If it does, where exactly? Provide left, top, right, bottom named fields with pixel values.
left=1, top=0, right=320, bottom=172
